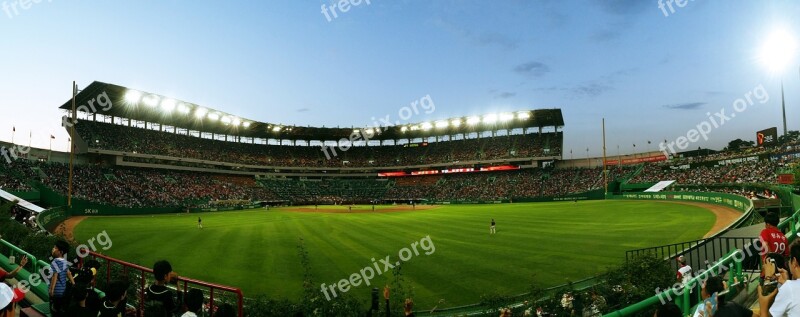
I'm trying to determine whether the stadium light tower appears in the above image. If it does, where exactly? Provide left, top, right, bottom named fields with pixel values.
left=759, top=28, right=798, bottom=137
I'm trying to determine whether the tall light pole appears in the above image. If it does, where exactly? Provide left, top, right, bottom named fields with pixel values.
left=760, top=28, right=797, bottom=137
left=782, top=80, right=787, bottom=136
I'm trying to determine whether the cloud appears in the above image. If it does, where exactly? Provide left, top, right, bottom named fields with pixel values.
left=532, top=67, right=636, bottom=98
left=572, top=83, right=614, bottom=98
left=592, top=29, right=621, bottom=42
left=432, top=18, right=519, bottom=50
left=596, top=0, right=651, bottom=16
left=590, top=1, right=649, bottom=42
left=296, top=108, right=310, bottom=113
left=703, top=91, right=725, bottom=97
left=514, top=61, right=550, bottom=77
left=662, top=102, right=707, bottom=110
left=495, top=92, right=516, bottom=99
left=476, top=33, right=519, bottom=50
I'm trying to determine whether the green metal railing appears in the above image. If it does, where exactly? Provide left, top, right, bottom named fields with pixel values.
left=0, top=239, right=52, bottom=300
left=604, top=204, right=800, bottom=317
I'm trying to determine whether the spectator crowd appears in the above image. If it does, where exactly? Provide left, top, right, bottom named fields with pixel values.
left=75, top=120, right=563, bottom=168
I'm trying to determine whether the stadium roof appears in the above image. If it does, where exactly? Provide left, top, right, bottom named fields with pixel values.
left=60, top=81, right=565, bottom=141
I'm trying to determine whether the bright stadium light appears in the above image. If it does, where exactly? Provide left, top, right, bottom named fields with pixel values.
left=232, top=118, right=241, bottom=126
left=353, top=129, right=360, bottom=134
left=365, top=128, right=374, bottom=134
left=142, top=94, right=160, bottom=107
left=435, top=121, right=448, bottom=129
left=421, top=122, right=433, bottom=130
left=194, top=107, right=208, bottom=118
left=517, top=111, right=531, bottom=120
left=243, top=121, right=251, bottom=128
left=759, top=28, right=797, bottom=137
left=759, top=28, right=798, bottom=74
left=221, top=116, right=232, bottom=124
left=208, top=113, right=220, bottom=121
left=410, top=125, right=420, bottom=131
left=272, top=126, right=282, bottom=132
left=160, top=99, right=177, bottom=112
left=467, top=116, right=481, bottom=125
left=499, top=113, right=514, bottom=122
left=483, top=113, right=498, bottom=124
left=400, top=126, right=408, bottom=132
left=176, top=103, right=190, bottom=114
left=124, top=90, right=142, bottom=104
left=451, top=119, right=461, bottom=127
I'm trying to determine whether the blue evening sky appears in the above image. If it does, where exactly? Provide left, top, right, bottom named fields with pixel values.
left=0, top=0, right=798, bottom=156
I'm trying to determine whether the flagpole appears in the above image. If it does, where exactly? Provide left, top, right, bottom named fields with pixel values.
left=68, top=81, right=77, bottom=208
left=602, top=118, right=608, bottom=195
left=11, top=128, right=15, bottom=145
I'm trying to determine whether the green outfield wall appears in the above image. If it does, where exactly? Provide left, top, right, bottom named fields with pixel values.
left=610, top=191, right=752, bottom=212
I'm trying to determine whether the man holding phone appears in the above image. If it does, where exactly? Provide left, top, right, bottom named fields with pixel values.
left=758, top=241, right=799, bottom=317
left=760, top=254, right=786, bottom=297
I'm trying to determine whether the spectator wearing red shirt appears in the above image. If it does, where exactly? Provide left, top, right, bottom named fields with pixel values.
left=760, top=212, right=789, bottom=259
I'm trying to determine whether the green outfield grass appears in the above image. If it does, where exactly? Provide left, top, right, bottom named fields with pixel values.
left=72, top=200, right=715, bottom=309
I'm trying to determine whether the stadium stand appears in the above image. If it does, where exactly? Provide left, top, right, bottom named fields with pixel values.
left=629, top=159, right=780, bottom=184
left=2, top=161, right=644, bottom=207
left=74, top=119, right=563, bottom=168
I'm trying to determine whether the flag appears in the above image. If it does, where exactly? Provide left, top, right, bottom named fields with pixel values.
left=633, top=144, right=636, bottom=147
left=50, top=135, right=55, bottom=139
left=12, top=127, right=15, bottom=132
left=647, top=140, right=651, bottom=144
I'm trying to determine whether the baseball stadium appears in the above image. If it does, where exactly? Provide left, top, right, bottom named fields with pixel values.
left=2, top=2, right=800, bottom=317
left=0, top=80, right=798, bottom=316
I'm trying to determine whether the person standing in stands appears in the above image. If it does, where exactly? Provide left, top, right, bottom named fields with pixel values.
left=181, top=289, right=204, bottom=317
left=49, top=240, right=75, bottom=317
left=676, top=255, right=698, bottom=308
left=97, top=280, right=129, bottom=317
left=66, top=286, right=96, bottom=317
left=146, top=260, right=180, bottom=316
left=676, top=255, right=692, bottom=283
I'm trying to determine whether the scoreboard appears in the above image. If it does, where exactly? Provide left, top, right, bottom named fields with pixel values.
left=757, top=127, right=778, bottom=146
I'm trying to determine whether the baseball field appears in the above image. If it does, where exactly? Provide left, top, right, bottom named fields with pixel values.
left=71, top=200, right=719, bottom=309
